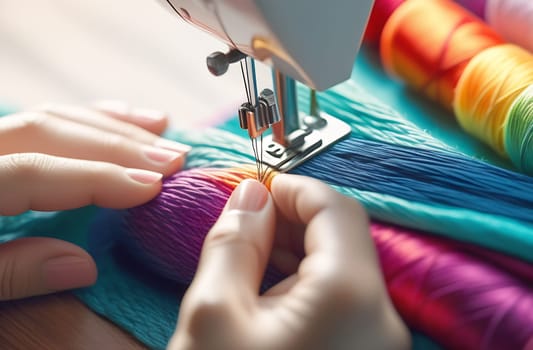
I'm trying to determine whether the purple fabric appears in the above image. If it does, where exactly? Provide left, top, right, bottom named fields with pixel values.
left=122, top=168, right=284, bottom=289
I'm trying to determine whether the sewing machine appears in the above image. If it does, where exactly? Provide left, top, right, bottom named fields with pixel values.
left=157, top=0, right=374, bottom=172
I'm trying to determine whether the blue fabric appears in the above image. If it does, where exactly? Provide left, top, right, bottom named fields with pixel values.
left=1, top=50, right=528, bottom=349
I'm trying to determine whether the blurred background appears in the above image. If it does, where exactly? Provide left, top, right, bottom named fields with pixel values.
left=0, top=0, right=502, bottom=165
left=0, top=0, right=272, bottom=129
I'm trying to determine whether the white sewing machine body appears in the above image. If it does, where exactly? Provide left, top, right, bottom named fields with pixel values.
left=158, top=0, right=373, bottom=90
left=157, top=0, right=374, bottom=171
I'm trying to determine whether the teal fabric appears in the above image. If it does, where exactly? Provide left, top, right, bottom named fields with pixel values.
left=0, top=50, right=529, bottom=350
left=0, top=105, right=15, bottom=117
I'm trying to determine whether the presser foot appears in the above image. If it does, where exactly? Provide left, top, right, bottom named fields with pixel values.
left=262, top=113, right=351, bottom=172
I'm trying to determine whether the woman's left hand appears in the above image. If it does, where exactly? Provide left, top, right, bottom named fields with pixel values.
left=0, top=101, right=190, bottom=300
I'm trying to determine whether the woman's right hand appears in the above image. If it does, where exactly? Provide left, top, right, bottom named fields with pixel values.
left=170, top=174, right=410, bottom=350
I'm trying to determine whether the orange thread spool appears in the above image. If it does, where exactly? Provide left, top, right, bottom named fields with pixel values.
left=380, top=0, right=503, bottom=109
left=453, top=44, right=533, bottom=155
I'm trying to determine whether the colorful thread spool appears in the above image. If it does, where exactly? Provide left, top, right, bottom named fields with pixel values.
left=504, top=84, right=533, bottom=174
left=363, top=0, right=406, bottom=46
left=372, top=222, right=533, bottom=350
left=380, top=0, right=503, bottom=109
left=456, top=0, right=533, bottom=53
left=453, top=44, right=533, bottom=156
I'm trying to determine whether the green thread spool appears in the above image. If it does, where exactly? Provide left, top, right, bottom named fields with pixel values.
left=504, top=84, right=533, bottom=174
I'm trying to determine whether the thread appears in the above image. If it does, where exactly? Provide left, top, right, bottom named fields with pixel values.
left=503, top=84, right=533, bottom=174
left=504, top=84, right=533, bottom=173
left=372, top=222, right=533, bottom=350
left=453, top=44, right=533, bottom=155
left=121, top=166, right=281, bottom=287
left=380, top=0, right=503, bottom=108
left=166, top=83, right=533, bottom=264
left=116, top=169, right=533, bottom=350
left=363, top=0, right=405, bottom=46
left=292, top=137, right=533, bottom=224
left=4, top=42, right=533, bottom=348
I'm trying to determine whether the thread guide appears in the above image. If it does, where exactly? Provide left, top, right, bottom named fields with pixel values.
left=206, top=48, right=351, bottom=174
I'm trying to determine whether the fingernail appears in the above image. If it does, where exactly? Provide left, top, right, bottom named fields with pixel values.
left=228, top=179, right=268, bottom=212
left=131, top=108, right=168, bottom=122
left=42, top=256, right=96, bottom=291
left=143, top=145, right=182, bottom=164
left=154, top=138, right=192, bottom=153
left=126, top=168, right=163, bottom=184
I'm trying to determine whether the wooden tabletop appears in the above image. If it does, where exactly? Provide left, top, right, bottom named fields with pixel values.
left=0, top=0, right=273, bottom=348
left=0, top=293, right=148, bottom=350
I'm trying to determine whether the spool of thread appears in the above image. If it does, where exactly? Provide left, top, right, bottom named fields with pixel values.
left=372, top=222, right=533, bottom=350
left=504, top=84, right=533, bottom=174
left=380, top=0, right=503, bottom=108
left=363, top=0, right=406, bottom=46
left=453, top=44, right=533, bottom=156
left=456, top=0, right=533, bottom=53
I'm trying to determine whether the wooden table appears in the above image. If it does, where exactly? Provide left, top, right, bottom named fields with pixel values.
left=0, top=0, right=272, bottom=348
left=0, top=294, right=147, bottom=350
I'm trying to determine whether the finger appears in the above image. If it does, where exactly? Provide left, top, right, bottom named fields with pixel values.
left=189, top=180, right=275, bottom=302
left=0, top=112, right=185, bottom=176
left=0, top=237, right=96, bottom=301
left=270, top=174, right=377, bottom=279
left=270, top=246, right=301, bottom=276
left=270, top=213, right=305, bottom=273
left=93, top=100, right=168, bottom=136
left=262, top=274, right=299, bottom=297
left=0, top=153, right=162, bottom=215
left=38, top=103, right=190, bottom=153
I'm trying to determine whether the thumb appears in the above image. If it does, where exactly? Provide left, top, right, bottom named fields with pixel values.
left=192, top=179, right=275, bottom=299
left=0, top=237, right=97, bottom=300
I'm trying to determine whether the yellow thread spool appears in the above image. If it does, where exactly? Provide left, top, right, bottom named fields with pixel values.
left=453, top=44, right=533, bottom=155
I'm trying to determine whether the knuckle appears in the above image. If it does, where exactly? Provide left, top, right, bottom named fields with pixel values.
left=6, top=153, right=53, bottom=179
left=118, top=122, right=152, bottom=141
left=316, top=268, right=383, bottom=313
left=101, top=132, right=130, bottom=155
left=182, top=292, right=234, bottom=334
left=206, top=226, right=242, bottom=247
left=16, top=112, right=50, bottom=135
left=206, top=224, right=265, bottom=264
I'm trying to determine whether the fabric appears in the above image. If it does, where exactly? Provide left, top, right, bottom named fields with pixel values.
left=0, top=49, right=528, bottom=349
